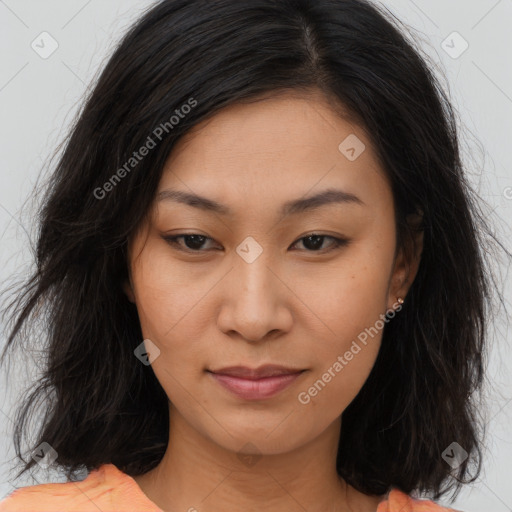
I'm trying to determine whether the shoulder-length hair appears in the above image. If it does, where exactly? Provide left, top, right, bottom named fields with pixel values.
left=1, top=0, right=509, bottom=502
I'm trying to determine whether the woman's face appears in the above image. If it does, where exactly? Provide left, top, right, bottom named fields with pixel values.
left=124, top=90, right=420, bottom=456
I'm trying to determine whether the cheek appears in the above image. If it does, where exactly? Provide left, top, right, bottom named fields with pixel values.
left=294, top=246, right=391, bottom=344
left=296, top=279, right=385, bottom=417
left=292, top=247, right=391, bottom=410
left=130, top=244, right=209, bottom=341
left=296, top=341, right=381, bottom=420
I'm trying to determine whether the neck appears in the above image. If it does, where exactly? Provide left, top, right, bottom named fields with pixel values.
left=133, top=408, right=384, bottom=512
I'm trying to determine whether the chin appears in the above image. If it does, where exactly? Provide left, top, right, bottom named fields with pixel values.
left=198, top=414, right=319, bottom=457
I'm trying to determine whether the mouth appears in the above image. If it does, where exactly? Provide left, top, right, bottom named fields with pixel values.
left=206, top=365, right=306, bottom=400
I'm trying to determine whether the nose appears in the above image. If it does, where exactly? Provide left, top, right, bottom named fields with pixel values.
left=216, top=250, right=293, bottom=343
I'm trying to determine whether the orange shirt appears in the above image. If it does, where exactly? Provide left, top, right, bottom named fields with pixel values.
left=0, top=463, right=460, bottom=511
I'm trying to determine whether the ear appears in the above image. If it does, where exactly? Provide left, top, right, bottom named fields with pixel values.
left=123, top=276, right=136, bottom=303
left=387, top=211, right=424, bottom=310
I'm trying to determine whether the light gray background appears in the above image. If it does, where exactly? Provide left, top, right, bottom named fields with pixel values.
left=0, top=1, right=511, bottom=510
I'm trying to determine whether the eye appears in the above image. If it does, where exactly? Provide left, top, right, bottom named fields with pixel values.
left=162, top=233, right=349, bottom=254
left=162, top=234, right=219, bottom=252
left=290, top=234, right=350, bottom=252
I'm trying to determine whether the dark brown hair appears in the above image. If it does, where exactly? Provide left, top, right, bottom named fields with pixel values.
left=1, top=0, right=510, bottom=503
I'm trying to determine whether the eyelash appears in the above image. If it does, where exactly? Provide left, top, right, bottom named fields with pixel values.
left=161, top=233, right=350, bottom=254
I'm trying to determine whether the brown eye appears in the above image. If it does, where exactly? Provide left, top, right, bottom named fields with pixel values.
left=162, top=234, right=219, bottom=252
left=291, top=234, right=349, bottom=252
left=161, top=233, right=349, bottom=254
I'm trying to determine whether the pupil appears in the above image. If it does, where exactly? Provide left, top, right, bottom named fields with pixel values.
left=185, top=235, right=205, bottom=250
left=304, top=235, right=323, bottom=250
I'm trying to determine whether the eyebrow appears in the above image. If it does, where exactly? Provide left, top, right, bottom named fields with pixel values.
left=156, top=187, right=365, bottom=216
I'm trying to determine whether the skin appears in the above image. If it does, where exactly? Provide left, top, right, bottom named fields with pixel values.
left=124, top=89, right=423, bottom=512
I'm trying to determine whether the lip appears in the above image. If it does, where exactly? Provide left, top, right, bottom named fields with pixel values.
left=207, top=365, right=306, bottom=400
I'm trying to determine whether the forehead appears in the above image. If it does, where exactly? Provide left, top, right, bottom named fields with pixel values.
left=157, top=90, right=391, bottom=219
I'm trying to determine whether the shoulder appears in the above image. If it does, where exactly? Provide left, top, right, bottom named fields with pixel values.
left=0, top=463, right=162, bottom=512
left=0, top=481, right=93, bottom=512
left=378, top=488, right=465, bottom=512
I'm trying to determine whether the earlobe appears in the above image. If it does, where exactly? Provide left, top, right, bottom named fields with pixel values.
left=388, top=252, right=409, bottom=309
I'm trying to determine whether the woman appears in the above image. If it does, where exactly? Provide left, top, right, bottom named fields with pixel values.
left=1, top=0, right=508, bottom=510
